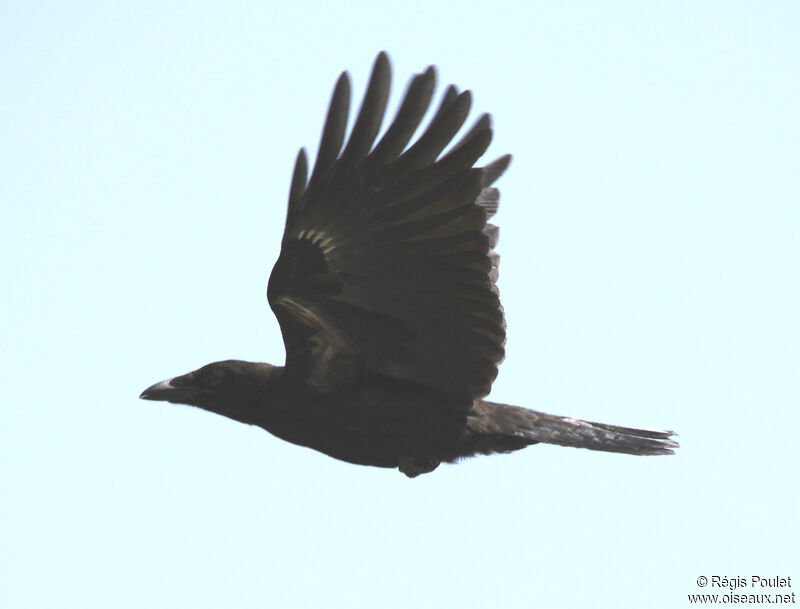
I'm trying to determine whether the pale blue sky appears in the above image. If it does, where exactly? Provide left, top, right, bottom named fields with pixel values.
left=2, top=2, right=798, bottom=608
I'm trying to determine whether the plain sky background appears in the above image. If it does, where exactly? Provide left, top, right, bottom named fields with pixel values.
left=2, top=2, right=798, bottom=608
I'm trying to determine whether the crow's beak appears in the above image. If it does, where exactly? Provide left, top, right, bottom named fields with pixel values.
left=140, top=370, right=211, bottom=406
left=139, top=378, right=193, bottom=402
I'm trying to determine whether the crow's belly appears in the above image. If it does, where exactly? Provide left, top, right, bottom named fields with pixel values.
left=264, top=381, right=471, bottom=468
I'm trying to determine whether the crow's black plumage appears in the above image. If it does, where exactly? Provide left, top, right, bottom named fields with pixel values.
left=140, top=52, right=678, bottom=477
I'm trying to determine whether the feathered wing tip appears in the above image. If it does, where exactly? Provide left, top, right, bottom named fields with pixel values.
left=482, top=154, right=511, bottom=189
left=287, top=148, right=308, bottom=218
left=284, top=51, right=439, bottom=231
left=311, top=71, right=351, bottom=185
left=288, top=51, right=507, bottom=224
left=341, top=52, right=391, bottom=163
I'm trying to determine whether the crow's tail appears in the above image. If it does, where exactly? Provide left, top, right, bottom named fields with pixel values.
left=465, top=400, right=679, bottom=457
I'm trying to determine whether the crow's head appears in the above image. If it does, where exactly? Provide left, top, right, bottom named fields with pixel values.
left=140, top=360, right=280, bottom=424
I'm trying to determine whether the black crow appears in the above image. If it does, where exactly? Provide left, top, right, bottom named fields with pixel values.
left=141, top=52, right=678, bottom=477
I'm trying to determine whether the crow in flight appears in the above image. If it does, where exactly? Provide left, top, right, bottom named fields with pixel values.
left=141, top=52, right=678, bottom=477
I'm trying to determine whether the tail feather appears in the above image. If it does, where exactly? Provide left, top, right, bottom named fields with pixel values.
left=467, top=401, right=679, bottom=457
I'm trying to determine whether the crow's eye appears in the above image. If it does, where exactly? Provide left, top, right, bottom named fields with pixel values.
left=207, top=369, right=226, bottom=388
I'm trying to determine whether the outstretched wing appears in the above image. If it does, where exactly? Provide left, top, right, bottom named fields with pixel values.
left=267, top=52, right=510, bottom=403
